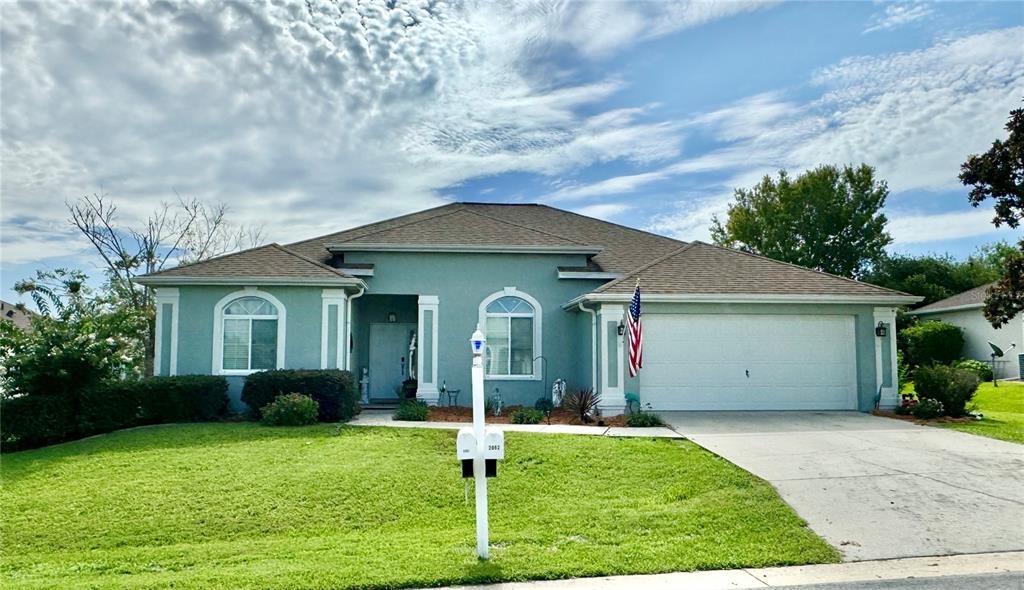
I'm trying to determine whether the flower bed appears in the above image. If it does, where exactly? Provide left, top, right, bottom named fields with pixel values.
left=428, top=405, right=628, bottom=426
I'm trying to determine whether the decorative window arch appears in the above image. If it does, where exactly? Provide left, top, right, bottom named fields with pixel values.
left=478, top=287, right=542, bottom=380
left=212, top=289, right=286, bottom=375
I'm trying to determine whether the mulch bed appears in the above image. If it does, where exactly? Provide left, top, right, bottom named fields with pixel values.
left=872, top=410, right=978, bottom=424
left=428, top=405, right=627, bottom=427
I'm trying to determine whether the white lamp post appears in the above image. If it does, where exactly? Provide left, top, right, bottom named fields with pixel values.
left=456, top=325, right=503, bottom=559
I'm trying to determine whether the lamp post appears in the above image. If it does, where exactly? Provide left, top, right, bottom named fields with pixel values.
left=470, top=325, right=489, bottom=559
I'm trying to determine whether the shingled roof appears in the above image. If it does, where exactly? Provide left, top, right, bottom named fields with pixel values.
left=911, top=283, right=993, bottom=314
left=593, top=241, right=914, bottom=298
left=137, top=243, right=359, bottom=285
left=286, top=203, right=681, bottom=273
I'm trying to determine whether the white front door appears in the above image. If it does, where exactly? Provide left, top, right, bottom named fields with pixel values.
left=640, top=314, right=858, bottom=410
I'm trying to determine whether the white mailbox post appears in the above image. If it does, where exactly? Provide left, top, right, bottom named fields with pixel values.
left=457, top=325, right=504, bottom=559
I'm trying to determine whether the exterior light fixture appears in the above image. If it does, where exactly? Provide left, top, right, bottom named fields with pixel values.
left=875, top=322, right=887, bottom=338
left=388, top=312, right=397, bottom=323
left=617, top=321, right=626, bottom=336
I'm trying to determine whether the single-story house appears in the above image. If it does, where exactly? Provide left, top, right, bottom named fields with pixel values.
left=137, top=202, right=919, bottom=413
left=909, top=283, right=1022, bottom=380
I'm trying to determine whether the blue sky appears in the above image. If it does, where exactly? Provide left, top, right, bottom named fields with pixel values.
left=1, top=1, right=1022, bottom=304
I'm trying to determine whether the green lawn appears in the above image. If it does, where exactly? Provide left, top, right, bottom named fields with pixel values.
left=1, top=424, right=837, bottom=590
left=939, top=381, right=1024, bottom=443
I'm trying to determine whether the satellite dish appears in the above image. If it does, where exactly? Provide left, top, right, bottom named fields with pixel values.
left=988, top=341, right=1004, bottom=357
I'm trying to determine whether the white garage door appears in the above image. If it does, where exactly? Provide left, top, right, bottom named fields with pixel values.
left=640, top=314, right=858, bottom=410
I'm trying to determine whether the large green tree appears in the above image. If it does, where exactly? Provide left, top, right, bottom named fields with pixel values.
left=711, top=164, right=891, bottom=278
left=960, top=105, right=1024, bottom=328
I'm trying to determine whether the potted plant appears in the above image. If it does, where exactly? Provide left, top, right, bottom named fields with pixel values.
left=401, top=378, right=417, bottom=400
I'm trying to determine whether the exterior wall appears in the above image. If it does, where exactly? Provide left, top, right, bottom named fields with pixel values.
left=172, top=285, right=329, bottom=410
left=922, top=309, right=1023, bottom=379
left=615, top=302, right=888, bottom=412
left=345, top=251, right=604, bottom=407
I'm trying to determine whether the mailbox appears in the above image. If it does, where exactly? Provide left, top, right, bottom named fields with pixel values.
left=483, top=429, right=504, bottom=460
left=457, top=427, right=476, bottom=461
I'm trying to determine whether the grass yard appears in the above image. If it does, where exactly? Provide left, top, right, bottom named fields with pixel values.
left=939, top=381, right=1024, bottom=443
left=1, top=424, right=837, bottom=590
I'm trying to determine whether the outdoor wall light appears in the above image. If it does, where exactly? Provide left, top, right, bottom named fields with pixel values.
left=388, top=312, right=397, bottom=323
left=875, top=321, right=887, bottom=338
left=617, top=321, right=626, bottom=336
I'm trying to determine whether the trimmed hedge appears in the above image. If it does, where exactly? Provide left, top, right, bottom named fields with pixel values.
left=241, top=370, right=357, bottom=422
left=913, top=364, right=980, bottom=418
left=0, top=396, right=73, bottom=451
left=900, top=321, right=964, bottom=367
left=1, top=375, right=229, bottom=452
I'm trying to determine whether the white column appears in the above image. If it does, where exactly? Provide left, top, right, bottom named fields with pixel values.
left=154, top=288, right=180, bottom=376
left=874, top=306, right=899, bottom=408
left=598, top=304, right=625, bottom=412
left=321, top=290, right=348, bottom=370
left=417, top=295, right=440, bottom=404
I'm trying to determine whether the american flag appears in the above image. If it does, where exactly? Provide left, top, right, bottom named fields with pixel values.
left=627, top=280, right=643, bottom=377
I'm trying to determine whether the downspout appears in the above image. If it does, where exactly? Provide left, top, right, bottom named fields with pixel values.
left=346, top=286, right=365, bottom=371
left=578, top=301, right=598, bottom=395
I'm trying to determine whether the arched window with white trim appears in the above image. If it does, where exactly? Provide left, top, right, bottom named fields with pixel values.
left=479, top=288, right=542, bottom=379
left=213, top=291, right=286, bottom=374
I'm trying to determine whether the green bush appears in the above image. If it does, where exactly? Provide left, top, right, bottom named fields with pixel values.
left=76, top=382, right=143, bottom=436
left=260, top=393, right=319, bottom=426
left=393, top=399, right=429, bottom=421
left=0, top=395, right=73, bottom=451
left=625, top=412, right=665, bottom=427
left=241, top=370, right=357, bottom=422
left=563, top=388, right=601, bottom=423
left=913, top=364, right=980, bottom=418
left=138, top=376, right=229, bottom=423
left=953, top=359, right=993, bottom=382
left=911, top=398, right=945, bottom=419
left=510, top=408, right=544, bottom=424
left=900, top=321, right=964, bottom=367
left=534, top=398, right=554, bottom=415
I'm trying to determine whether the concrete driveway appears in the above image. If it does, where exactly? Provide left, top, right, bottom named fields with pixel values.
left=663, top=411, right=1024, bottom=561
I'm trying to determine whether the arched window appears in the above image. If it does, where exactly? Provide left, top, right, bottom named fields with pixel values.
left=479, top=289, right=541, bottom=379
left=213, top=291, right=286, bottom=374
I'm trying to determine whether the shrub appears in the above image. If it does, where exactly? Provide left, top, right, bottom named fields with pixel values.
left=911, top=398, right=945, bottom=419
left=914, top=364, right=980, bottom=418
left=260, top=393, right=319, bottom=426
left=510, top=407, right=544, bottom=424
left=897, top=350, right=911, bottom=389
left=138, top=375, right=230, bottom=423
left=76, top=382, right=143, bottom=436
left=393, top=399, right=429, bottom=421
left=534, top=398, right=554, bottom=415
left=900, top=321, right=964, bottom=367
left=625, top=412, right=665, bottom=427
left=953, top=359, right=993, bottom=382
left=0, top=396, right=73, bottom=451
left=563, top=388, right=600, bottom=423
left=241, top=370, right=357, bottom=422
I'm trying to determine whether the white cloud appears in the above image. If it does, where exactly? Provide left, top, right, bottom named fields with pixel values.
left=572, top=202, right=631, bottom=221
left=4, top=0, right=757, bottom=269
left=864, top=2, right=933, bottom=34
left=887, top=208, right=1007, bottom=244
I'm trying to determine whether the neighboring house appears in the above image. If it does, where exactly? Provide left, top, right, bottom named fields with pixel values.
left=137, top=203, right=919, bottom=413
left=0, top=300, right=33, bottom=331
left=909, top=284, right=1023, bottom=380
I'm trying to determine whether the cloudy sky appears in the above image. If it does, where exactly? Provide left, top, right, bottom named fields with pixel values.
left=1, top=0, right=1022, bottom=302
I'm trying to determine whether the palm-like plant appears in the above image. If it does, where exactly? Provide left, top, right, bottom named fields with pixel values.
left=563, top=388, right=600, bottom=423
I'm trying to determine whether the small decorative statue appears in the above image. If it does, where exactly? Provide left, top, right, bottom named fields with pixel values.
left=408, top=331, right=417, bottom=380
left=551, top=378, right=566, bottom=407
left=360, top=367, right=370, bottom=404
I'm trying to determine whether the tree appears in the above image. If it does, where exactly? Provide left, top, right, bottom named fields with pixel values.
left=67, top=193, right=263, bottom=372
left=960, top=104, right=1024, bottom=327
left=861, top=242, right=1013, bottom=307
left=960, top=106, right=1023, bottom=228
left=711, top=164, right=891, bottom=278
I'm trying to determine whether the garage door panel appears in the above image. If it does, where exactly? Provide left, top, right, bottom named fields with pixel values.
left=640, top=314, right=857, bottom=411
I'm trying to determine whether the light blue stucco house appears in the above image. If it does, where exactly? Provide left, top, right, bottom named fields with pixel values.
left=137, top=203, right=919, bottom=414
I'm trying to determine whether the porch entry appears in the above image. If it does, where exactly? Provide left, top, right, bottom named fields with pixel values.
left=368, top=322, right=416, bottom=399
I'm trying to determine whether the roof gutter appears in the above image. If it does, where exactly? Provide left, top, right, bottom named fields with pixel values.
left=908, top=303, right=984, bottom=315
left=136, top=276, right=366, bottom=288
left=563, top=292, right=922, bottom=309
left=326, top=243, right=603, bottom=255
